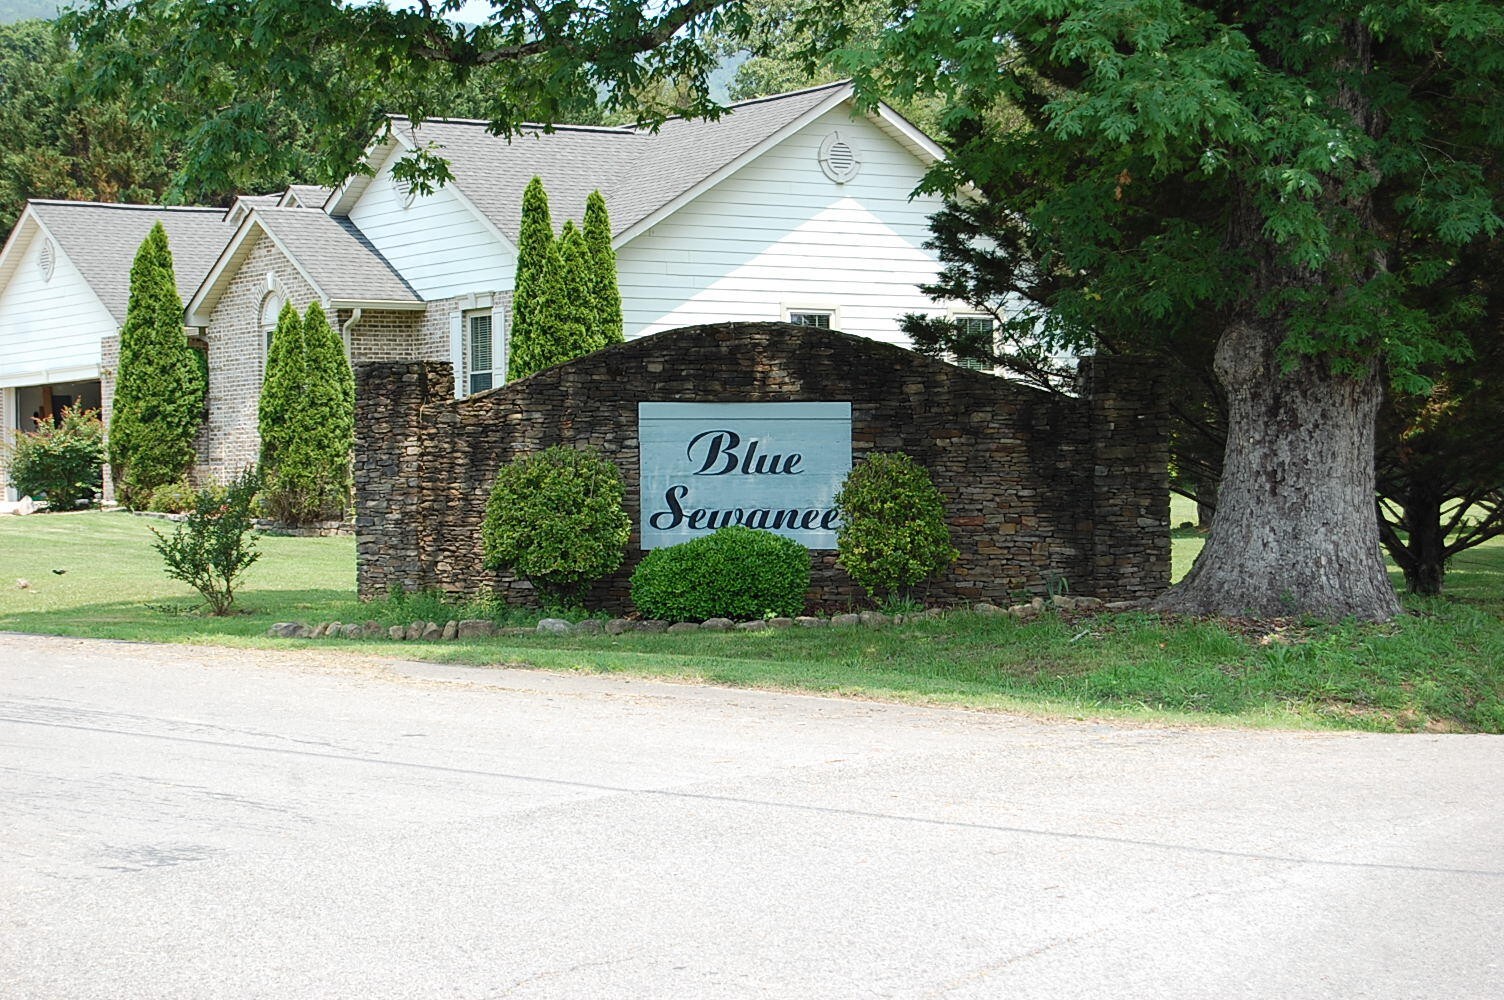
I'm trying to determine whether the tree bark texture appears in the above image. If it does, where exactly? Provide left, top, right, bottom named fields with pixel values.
left=1154, top=319, right=1402, bottom=620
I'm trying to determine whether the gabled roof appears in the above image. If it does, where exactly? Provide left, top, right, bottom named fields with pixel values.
left=280, top=184, right=333, bottom=209
left=328, top=81, right=945, bottom=247
left=224, top=193, right=281, bottom=225
left=186, top=207, right=420, bottom=325
left=0, top=201, right=232, bottom=325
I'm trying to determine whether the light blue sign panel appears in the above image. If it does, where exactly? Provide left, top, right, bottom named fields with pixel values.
left=639, top=402, right=852, bottom=549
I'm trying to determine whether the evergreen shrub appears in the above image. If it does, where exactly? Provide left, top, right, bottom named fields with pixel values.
left=631, top=526, right=810, bottom=621
left=482, top=445, right=630, bottom=607
left=109, top=223, right=205, bottom=507
left=258, top=302, right=355, bottom=524
left=834, top=452, right=958, bottom=603
left=583, top=189, right=623, bottom=349
left=506, top=176, right=557, bottom=380
left=5, top=407, right=104, bottom=510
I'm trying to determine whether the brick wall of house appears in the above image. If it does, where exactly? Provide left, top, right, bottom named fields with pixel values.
left=198, top=236, right=321, bottom=483
left=196, top=241, right=474, bottom=484
left=354, top=322, right=1171, bottom=610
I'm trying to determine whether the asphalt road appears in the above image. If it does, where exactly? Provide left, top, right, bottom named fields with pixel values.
left=1, top=632, right=1500, bottom=999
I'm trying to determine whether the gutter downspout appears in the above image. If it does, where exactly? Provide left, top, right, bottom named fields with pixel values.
left=340, top=307, right=363, bottom=351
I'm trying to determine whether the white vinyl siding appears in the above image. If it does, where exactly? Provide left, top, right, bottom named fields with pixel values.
left=0, top=226, right=114, bottom=386
left=616, top=106, right=958, bottom=347
left=346, top=146, right=514, bottom=300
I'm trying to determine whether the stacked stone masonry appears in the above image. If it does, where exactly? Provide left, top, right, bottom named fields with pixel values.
left=354, top=322, right=1171, bottom=610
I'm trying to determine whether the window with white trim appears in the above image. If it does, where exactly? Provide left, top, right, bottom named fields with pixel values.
left=787, top=310, right=833, bottom=329
left=951, top=314, right=996, bottom=372
left=467, top=311, right=499, bottom=393
left=259, top=292, right=285, bottom=379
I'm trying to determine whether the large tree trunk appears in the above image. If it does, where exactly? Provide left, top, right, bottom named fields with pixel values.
left=1154, top=319, right=1402, bottom=621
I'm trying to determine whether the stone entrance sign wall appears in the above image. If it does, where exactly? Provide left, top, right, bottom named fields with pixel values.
left=354, top=322, right=1170, bottom=608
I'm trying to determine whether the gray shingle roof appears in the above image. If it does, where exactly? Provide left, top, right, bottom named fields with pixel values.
left=252, top=208, right=418, bottom=303
left=393, top=81, right=849, bottom=242
left=29, top=201, right=233, bottom=324
left=282, top=184, right=332, bottom=208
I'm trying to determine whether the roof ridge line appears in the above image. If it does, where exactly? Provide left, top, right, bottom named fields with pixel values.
left=385, top=80, right=853, bottom=133
left=29, top=199, right=224, bottom=213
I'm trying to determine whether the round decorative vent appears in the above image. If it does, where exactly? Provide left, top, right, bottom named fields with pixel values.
left=392, top=175, right=415, bottom=208
left=38, top=238, right=55, bottom=282
left=818, top=131, right=862, bottom=184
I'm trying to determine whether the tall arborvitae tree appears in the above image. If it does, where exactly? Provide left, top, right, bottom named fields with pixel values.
left=257, top=301, right=355, bottom=523
left=257, top=302, right=303, bottom=472
left=507, top=176, right=556, bottom=380
left=555, top=220, right=596, bottom=358
left=298, top=301, right=355, bottom=517
left=583, top=190, right=623, bottom=349
left=108, top=222, right=203, bottom=506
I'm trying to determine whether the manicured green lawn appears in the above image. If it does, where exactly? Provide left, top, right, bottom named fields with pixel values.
left=1, top=508, right=1500, bottom=733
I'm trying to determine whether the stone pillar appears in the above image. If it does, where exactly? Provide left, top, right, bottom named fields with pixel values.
left=355, top=361, right=451, bottom=599
left=1080, top=355, right=1172, bottom=600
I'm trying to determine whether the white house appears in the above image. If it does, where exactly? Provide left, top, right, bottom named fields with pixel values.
left=182, top=81, right=983, bottom=481
left=1, top=82, right=989, bottom=492
left=0, top=201, right=232, bottom=501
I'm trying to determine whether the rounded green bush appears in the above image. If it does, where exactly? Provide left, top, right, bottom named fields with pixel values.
left=146, top=479, right=197, bottom=514
left=482, top=445, right=630, bottom=608
left=834, top=451, right=958, bottom=602
left=631, top=525, right=810, bottom=621
left=6, top=407, right=104, bottom=511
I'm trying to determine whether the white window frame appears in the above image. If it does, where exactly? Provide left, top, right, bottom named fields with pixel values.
left=259, top=291, right=286, bottom=380
left=943, top=312, right=996, bottom=372
left=782, top=306, right=838, bottom=330
left=464, top=309, right=504, bottom=395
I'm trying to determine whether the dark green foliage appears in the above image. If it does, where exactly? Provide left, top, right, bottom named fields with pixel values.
left=507, top=176, right=557, bottom=381
left=108, top=222, right=203, bottom=508
left=62, top=1, right=746, bottom=193
left=834, top=452, right=957, bottom=602
left=631, top=525, right=810, bottom=621
left=258, top=302, right=355, bottom=524
left=583, top=190, right=623, bottom=348
left=0, top=19, right=173, bottom=243
left=482, top=445, right=630, bottom=607
left=150, top=466, right=260, bottom=616
left=5, top=406, right=104, bottom=510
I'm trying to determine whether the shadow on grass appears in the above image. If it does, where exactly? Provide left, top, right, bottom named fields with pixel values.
left=0, top=588, right=365, bottom=643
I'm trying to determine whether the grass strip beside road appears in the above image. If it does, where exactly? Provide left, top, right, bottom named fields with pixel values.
left=1, top=509, right=1501, bottom=733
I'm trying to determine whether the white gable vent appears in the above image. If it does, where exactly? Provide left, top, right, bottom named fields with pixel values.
left=818, top=131, right=861, bottom=184
left=391, top=175, right=415, bottom=208
left=38, top=238, right=56, bottom=282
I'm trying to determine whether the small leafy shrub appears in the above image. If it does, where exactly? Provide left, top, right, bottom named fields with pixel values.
left=146, top=479, right=197, bottom=513
left=5, top=407, right=105, bottom=511
left=151, top=467, right=261, bottom=615
left=834, top=452, right=958, bottom=603
left=482, top=445, right=630, bottom=607
left=631, top=525, right=810, bottom=621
